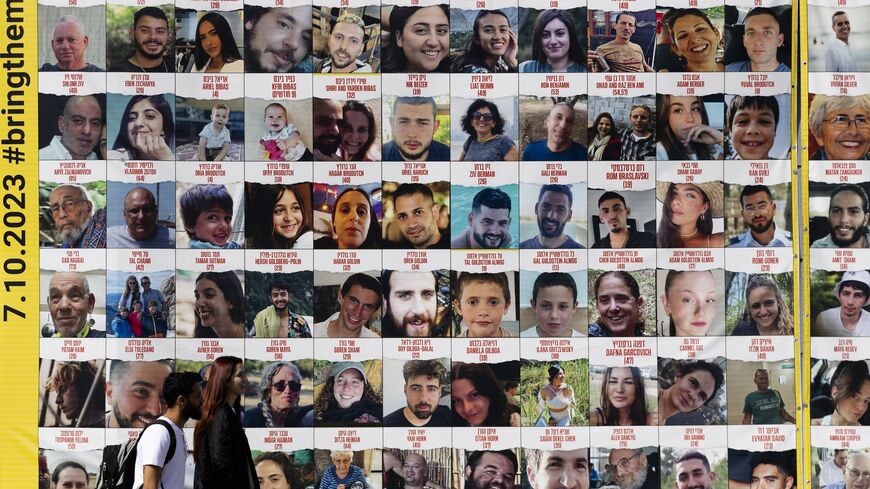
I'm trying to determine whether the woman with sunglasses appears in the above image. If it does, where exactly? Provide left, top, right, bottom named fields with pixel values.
left=245, top=361, right=314, bottom=428
left=459, top=99, right=518, bottom=161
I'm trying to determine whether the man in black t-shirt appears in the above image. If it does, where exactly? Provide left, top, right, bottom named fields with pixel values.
left=109, top=7, right=175, bottom=72
left=383, top=359, right=451, bottom=427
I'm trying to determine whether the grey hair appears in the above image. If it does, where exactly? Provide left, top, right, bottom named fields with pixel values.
left=52, top=184, right=95, bottom=218
left=330, top=450, right=354, bottom=461
left=55, top=15, right=87, bottom=36
left=256, top=361, right=301, bottom=428
left=809, top=95, right=870, bottom=139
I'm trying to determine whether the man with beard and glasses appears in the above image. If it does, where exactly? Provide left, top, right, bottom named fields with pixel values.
left=107, top=187, right=175, bottom=248
left=826, top=451, right=870, bottom=489
left=748, top=451, right=795, bottom=489
left=314, top=13, right=373, bottom=73
left=605, top=448, right=658, bottom=489
left=814, top=271, right=870, bottom=337
left=133, top=372, right=203, bottom=489
left=730, top=185, right=792, bottom=247
left=453, top=187, right=514, bottom=249
left=520, top=185, right=583, bottom=249
left=253, top=278, right=312, bottom=338
left=386, top=183, right=450, bottom=249
left=813, top=184, right=870, bottom=248
left=591, top=191, right=656, bottom=249
left=384, top=360, right=451, bottom=427
left=383, top=97, right=450, bottom=162
left=109, top=7, right=174, bottom=72
left=245, top=6, right=313, bottom=73
left=463, top=450, right=518, bottom=489
left=521, top=103, right=588, bottom=161
left=673, top=451, right=716, bottom=489
left=525, top=448, right=589, bottom=489
left=382, top=270, right=446, bottom=337
left=107, top=359, right=173, bottom=428
left=48, top=184, right=106, bottom=248
left=313, top=98, right=344, bottom=160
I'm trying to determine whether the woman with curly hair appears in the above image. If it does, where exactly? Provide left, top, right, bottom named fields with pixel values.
left=451, top=362, right=520, bottom=426
left=245, top=362, right=314, bottom=428
left=589, top=366, right=655, bottom=426
left=657, top=360, right=725, bottom=425
left=313, top=362, right=382, bottom=426
left=43, top=361, right=105, bottom=428
left=190, top=11, right=244, bottom=73
left=733, top=275, right=794, bottom=336
left=458, top=99, right=518, bottom=161
left=587, top=112, right=621, bottom=161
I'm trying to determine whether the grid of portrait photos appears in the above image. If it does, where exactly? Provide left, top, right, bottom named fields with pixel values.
left=807, top=0, right=870, bottom=483
left=35, top=0, right=798, bottom=484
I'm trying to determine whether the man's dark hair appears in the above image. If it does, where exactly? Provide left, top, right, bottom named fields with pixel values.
left=614, top=11, right=636, bottom=25
left=472, top=187, right=512, bottom=214
left=340, top=273, right=383, bottom=309
left=402, top=359, right=447, bottom=384
left=598, top=191, right=627, bottom=208
left=163, top=371, right=203, bottom=407
left=740, top=185, right=773, bottom=205
left=750, top=450, right=796, bottom=480
left=134, top=6, right=168, bottom=26
left=466, top=449, right=518, bottom=475
left=744, top=7, right=782, bottom=29
left=531, top=272, right=578, bottom=303
left=110, top=359, right=174, bottom=386
left=830, top=184, right=870, bottom=213
left=674, top=450, right=711, bottom=472
left=538, top=184, right=573, bottom=208
left=52, top=461, right=89, bottom=485
left=840, top=280, right=870, bottom=298
left=381, top=270, right=446, bottom=337
left=268, top=277, right=290, bottom=295
left=393, top=96, right=438, bottom=120
left=833, top=11, right=847, bottom=23
left=393, top=183, right=435, bottom=204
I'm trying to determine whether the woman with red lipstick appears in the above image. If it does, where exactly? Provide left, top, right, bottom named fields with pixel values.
left=189, top=12, right=244, bottom=73
left=812, top=361, right=870, bottom=426
left=656, top=94, right=723, bottom=160
left=660, top=270, right=719, bottom=337
left=589, top=366, right=656, bottom=426
left=733, top=274, right=794, bottom=336
left=339, top=101, right=378, bottom=161
left=247, top=184, right=313, bottom=249
left=451, top=362, right=520, bottom=426
left=458, top=99, right=519, bottom=161
left=451, top=10, right=518, bottom=73
left=315, top=186, right=382, bottom=249
left=660, top=8, right=723, bottom=72
left=657, top=360, right=725, bottom=425
left=656, top=181, right=725, bottom=248
left=194, top=271, right=246, bottom=338
left=534, top=364, right=576, bottom=427
left=194, top=356, right=258, bottom=489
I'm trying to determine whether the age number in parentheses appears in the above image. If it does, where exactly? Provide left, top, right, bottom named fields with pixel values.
left=2, top=174, right=26, bottom=321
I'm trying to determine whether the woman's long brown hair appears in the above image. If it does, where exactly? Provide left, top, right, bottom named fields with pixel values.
left=193, top=355, right=243, bottom=459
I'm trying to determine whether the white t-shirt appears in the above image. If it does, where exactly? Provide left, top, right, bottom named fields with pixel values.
left=814, top=307, right=870, bottom=336
left=132, top=417, right=186, bottom=489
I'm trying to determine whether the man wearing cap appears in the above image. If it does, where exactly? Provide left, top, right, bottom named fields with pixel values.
left=814, top=270, right=870, bottom=336
left=314, top=273, right=382, bottom=338
left=812, top=184, right=870, bottom=248
left=318, top=362, right=382, bottom=426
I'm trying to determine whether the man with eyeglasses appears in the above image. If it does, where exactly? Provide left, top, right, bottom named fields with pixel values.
left=826, top=11, right=858, bottom=72
left=812, top=184, right=870, bottom=248
left=48, top=184, right=107, bottom=248
left=140, top=275, right=165, bottom=317
left=605, top=448, right=657, bottom=489
left=463, top=450, right=517, bottom=489
left=729, top=185, right=791, bottom=247
left=39, top=95, right=103, bottom=160
left=809, top=95, right=870, bottom=161
left=827, top=451, right=870, bottom=489
left=108, top=187, right=175, bottom=248
left=525, top=448, right=589, bottom=489
left=726, top=8, right=788, bottom=73
left=741, top=369, right=795, bottom=425
left=253, top=277, right=311, bottom=337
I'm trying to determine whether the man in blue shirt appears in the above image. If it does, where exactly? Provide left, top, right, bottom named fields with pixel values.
left=522, top=103, right=587, bottom=161
left=383, top=96, right=450, bottom=161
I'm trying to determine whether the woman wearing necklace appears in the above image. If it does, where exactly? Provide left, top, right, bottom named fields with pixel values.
left=189, top=12, right=244, bottom=73
left=535, top=364, right=576, bottom=426
left=656, top=181, right=724, bottom=248
left=812, top=361, right=870, bottom=426
left=458, top=99, right=518, bottom=161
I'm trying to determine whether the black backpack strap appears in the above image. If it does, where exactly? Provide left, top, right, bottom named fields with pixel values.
left=150, top=419, right=177, bottom=466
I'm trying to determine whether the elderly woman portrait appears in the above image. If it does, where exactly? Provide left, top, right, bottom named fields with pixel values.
left=319, top=450, right=373, bottom=489
left=41, top=360, right=106, bottom=428
left=245, top=361, right=314, bottom=428
left=809, top=94, right=870, bottom=160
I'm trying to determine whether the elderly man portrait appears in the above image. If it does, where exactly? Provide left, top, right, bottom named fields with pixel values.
left=47, top=271, right=105, bottom=338
left=41, top=15, right=104, bottom=72
left=107, top=187, right=175, bottom=248
left=47, top=184, right=106, bottom=248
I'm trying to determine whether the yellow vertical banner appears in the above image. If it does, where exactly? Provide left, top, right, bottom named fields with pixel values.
left=0, top=0, right=40, bottom=487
